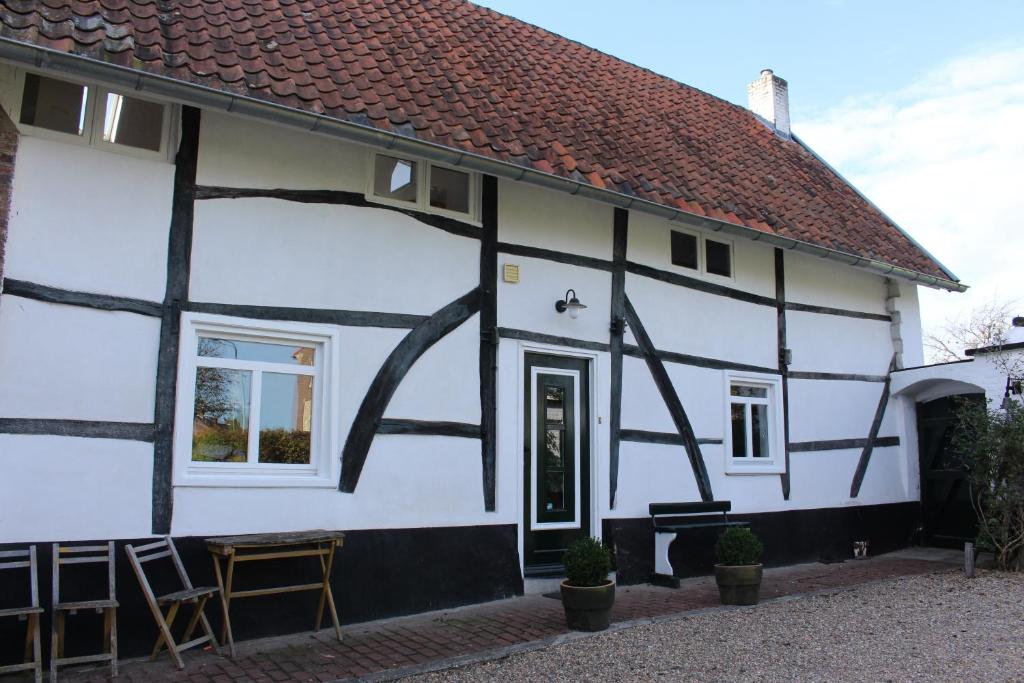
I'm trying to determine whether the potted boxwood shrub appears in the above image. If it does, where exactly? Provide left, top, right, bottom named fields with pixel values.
left=560, top=537, right=615, bottom=631
left=714, top=527, right=764, bottom=605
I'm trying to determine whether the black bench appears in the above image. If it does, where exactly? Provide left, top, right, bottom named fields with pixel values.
left=650, top=501, right=749, bottom=586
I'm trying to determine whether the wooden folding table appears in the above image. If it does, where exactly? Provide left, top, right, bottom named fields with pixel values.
left=205, top=530, right=344, bottom=657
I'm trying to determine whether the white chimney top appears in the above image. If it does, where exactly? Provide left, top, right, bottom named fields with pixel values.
left=747, top=69, right=791, bottom=138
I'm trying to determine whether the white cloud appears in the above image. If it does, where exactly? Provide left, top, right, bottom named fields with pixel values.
left=796, top=45, right=1024, bottom=353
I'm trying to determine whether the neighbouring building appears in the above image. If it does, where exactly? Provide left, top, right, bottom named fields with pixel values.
left=0, top=0, right=972, bottom=657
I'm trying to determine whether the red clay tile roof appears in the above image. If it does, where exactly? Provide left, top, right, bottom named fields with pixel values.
left=0, top=0, right=953, bottom=281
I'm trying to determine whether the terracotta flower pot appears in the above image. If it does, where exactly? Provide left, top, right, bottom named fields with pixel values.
left=560, top=579, right=616, bottom=631
left=714, top=564, right=763, bottom=605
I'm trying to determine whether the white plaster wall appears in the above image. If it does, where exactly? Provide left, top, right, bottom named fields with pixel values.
left=0, top=296, right=159, bottom=421
left=612, top=442, right=701, bottom=516
left=787, top=312, right=894, bottom=375
left=625, top=273, right=778, bottom=369
left=497, top=256, right=611, bottom=344
left=619, top=356, right=675, bottom=433
left=387, top=314, right=480, bottom=423
left=0, top=435, right=153, bottom=542
left=4, top=136, right=173, bottom=301
left=787, top=379, right=893, bottom=443
left=784, top=251, right=888, bottom=314
left=788, top=447, right=908, bottom=509
left=190, top=199, right=479, bottom=314
left=196, top=112, right=366, bottom=192
left=498, top=179, right=613, bottom=260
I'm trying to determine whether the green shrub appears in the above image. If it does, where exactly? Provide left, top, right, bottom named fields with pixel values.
left=715, top=527, right=763, bottom=566
left=953, top=399, right=1024, bottom=571
left=563, top=537, right=613, bottom=587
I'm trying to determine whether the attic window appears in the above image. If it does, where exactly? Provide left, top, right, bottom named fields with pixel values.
left=669, top=230, right=734, bottom=280
left=17, top=72, right=170, bottom=158
left=368, top=152, right=479, bottom=222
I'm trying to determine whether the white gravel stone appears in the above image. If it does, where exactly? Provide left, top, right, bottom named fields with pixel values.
left=409, top=570, right=1024, bottom=682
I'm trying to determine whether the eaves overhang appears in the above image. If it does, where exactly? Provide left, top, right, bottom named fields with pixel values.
left=0, top=38, right=968, bottom=293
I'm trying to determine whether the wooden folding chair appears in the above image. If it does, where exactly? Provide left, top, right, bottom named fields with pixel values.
left=0, top=546, right=42, bottom=682
left=125, top=537, right=219, bottom=669
left=50, top=541, right=118, bottom=681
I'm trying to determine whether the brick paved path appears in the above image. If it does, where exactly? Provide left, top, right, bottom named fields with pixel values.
left=58, top=553, right=955, bottom=682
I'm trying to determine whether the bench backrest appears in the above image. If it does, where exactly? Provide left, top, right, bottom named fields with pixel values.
left=649, top=501, right=731, bottom=517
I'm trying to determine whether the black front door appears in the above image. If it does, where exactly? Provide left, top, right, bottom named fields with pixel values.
left=523, top=353, right=591, bottom=571
left=917, top=394, right=983, bottom=547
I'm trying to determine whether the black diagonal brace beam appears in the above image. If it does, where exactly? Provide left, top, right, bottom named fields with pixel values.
left=339, top=288, right=482, bottom=493
left=623, top=295, right=714, bottom=502
left=478, top=175, right=499, bottom=511
left=849, top=353, right=899, bottom=498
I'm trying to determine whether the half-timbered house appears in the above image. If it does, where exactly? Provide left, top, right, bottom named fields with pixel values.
left=0, top=0, right=965, bottom=654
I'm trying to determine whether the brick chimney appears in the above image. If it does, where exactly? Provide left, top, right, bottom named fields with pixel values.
left=747, top=69, right=791, bottom=138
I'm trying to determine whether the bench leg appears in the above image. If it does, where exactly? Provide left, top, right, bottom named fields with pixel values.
left=654, top=532, right=678, bottom=577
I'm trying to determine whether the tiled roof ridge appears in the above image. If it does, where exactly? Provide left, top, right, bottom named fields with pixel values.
left=0, top=0, right=958, bottom=284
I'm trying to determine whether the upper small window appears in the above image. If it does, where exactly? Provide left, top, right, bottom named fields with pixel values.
left=706, top=239, right=732, bottom=277
left=369, top=152, right=478, bottom=221
left=17, top=72, right=169, bottom=157
left=670, top=231, right=698, bottom=270
left=668, top=229, right=734, bottom=280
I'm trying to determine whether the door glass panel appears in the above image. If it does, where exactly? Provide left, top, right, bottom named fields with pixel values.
left=544, top=429, right=563, bottom=469
left=544, top=471, right=565, bottom=511
left=192, top=367, right=251, bottom=462
left=545, top=385, right=564, bottom=423
left=258, top=372, right=313, bottom=464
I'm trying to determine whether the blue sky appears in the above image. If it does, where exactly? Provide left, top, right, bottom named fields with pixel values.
left=475, top=1, right=1024, bottom=354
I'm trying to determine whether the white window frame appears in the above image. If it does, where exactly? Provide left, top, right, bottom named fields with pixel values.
left=669, top=228, right=735, bottom=282
left=173, top=313, right=341, bottom=488
left=366, top=151, right=481, bottom=224
left=9, top=69, right=175, bottom=161
left=723, top=370, right=785, bottom=475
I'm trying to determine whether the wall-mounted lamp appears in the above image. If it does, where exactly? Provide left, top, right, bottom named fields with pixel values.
left=555, top=289, right=587, bottom=319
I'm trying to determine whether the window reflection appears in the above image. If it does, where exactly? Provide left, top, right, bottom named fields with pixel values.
left=192, top=367, right=251, bottom=462
left=374, top=155, right=418, bottom=202
left=102, top=92, right=164, bottom=151
left=258, top=373, right=313, bottom=464
left=20, top=74, right=88, bottom=136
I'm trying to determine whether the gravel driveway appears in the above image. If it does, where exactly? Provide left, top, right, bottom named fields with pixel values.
left=409, top=570, right=1024, bottom=682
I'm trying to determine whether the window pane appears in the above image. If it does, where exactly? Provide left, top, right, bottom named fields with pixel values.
left=731, top=403, right=746, bottom=458
left=752, top=403, right=770, bottom=458
left=544, top=429, right=563, bottom=469
left=706, top=239, right=732, bottom=277
left=544, top=471, right=565, bottom=511
left=429, top=166, right=470, bottom=213
left=102, top=93, right=164, bottom=151
left=192, top=367, right=251, bottom=462
left=545, top=385, right=564, bottom=424
left=731, top=385, right=767, bottom=399
left=258, top=372, right=313, bottom=464
left=373, top=155, right=418, bottom=203
left=20, top=74, right=88, bottom=136
left=198, top=337, right=314, bottom=366
left=670, top=231, right=698, bottom=270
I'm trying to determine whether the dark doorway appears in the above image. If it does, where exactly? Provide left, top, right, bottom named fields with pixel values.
left=917, top=393, right=983, bottom=547
left=523, top=353, right=591, bottom=574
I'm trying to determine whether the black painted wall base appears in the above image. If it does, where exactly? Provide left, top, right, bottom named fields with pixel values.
left=604, top=501, right=921, bottom=584
left=0, top=523, right=522, bottom=663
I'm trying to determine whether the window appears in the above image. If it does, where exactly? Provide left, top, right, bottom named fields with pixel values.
left=723, top=372, right=785, bottom=474
left=669, top=229, right=734, bottom=279
left=368, top=152, right=479, bottom=221
left=17, top=72, right=170, bottom=157
left=175, top=315, right=339, bottom=487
